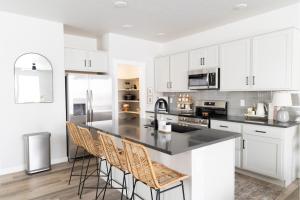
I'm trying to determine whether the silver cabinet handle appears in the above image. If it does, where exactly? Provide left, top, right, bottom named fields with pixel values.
left=170, top=82, right=173, bottom=88
left=252, top=76, right=255, bottom=85
left=246, top=77, right=249, bottom=85
left=255, top=130, right=266, bottom=133
left=220, top=125, right=228, bottom=128
left=242, top=139, right=245, bottom=149
left=84, top=59, right=87, bottom=67
left=89, top=60, right=92, bottom=67
left=166, top=118, right=172, bottom=120
left=203, top=57, right=205, bottom=66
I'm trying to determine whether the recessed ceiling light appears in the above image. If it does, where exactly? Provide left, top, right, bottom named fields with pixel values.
left=114, top=0, right=128, bottom=8
left=233, top=3, right=248, bottom=10
left=122, top=24, right=133, bottom=28
left=157, top=33, right=166, bottom=36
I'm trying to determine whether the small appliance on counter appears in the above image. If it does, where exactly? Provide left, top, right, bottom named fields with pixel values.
left=244, top=103, right=267, bottom=121
left=157, top=96, right=169, bottom=112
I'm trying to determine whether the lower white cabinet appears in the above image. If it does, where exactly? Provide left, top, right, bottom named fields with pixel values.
left=242, top=133, right=282, bottom=179
left=210, top=120, right=242, bottom=168
left=211, top=120, right=297, bottom=186
left=145, top=112, right=178, bottom=123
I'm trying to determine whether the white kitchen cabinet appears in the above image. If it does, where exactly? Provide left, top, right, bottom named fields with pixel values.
left=145, top=112, right=178, bottom=123
left=155, top=52, right=189, bottom=92
left=189, top=45, right=219, bottom=70
left=170, top=52, right=189, bottom=91
left=154, top=56, right=170, bottom=92
left=87, top=51, right=108, bottom=72
left=252, top=30, right=292, bottom=90
left=210, top=120, right=242, bottom=168
left=220, top=39, right=251, bottom=91
left=242, top=133, right=282, bottom=179
left=65, top=48, right=108, bottom=73
left=211, top=120, right=297, bottom=186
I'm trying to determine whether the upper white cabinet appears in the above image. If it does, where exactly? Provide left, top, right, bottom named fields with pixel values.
left=220, top=39, right=251, bottom=91
left=252, top=30, right=292, bottom=90
left=155, top=52, right=189, bottom=92
left=65, top=48, right=108, bottom=73
left=170, top=52, right=189, bottom=91
left=154, top=56, right=170, bottom=92
left=189, top=45, right=219, bottom=70
left=220, top=28, right=300, bottom=91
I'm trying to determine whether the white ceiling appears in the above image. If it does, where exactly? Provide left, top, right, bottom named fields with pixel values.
left=0, top=0, right=299, bottom=42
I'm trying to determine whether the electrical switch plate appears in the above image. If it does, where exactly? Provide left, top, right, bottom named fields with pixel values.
left=240, top=99, right=245, bottom=107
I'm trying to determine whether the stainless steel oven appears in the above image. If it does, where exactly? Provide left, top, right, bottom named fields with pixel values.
left=188, top=67, right=220, bottom=90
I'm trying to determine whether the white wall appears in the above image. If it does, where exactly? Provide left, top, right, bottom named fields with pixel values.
left=64, top=34, right=98, bottom=51
left=162, top=3, right=300, bottom=54
left=0, top=12, right=66, bottom=175
left=102, top=33, right=162, bottom=118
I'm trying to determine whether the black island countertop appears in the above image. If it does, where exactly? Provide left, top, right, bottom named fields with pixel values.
left=146, top=110, right=299, bottom=128
left=83, top=118, right=240, bottom=155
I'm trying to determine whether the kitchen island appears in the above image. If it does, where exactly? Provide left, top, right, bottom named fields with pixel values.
left=84, top=118, right=241, bottom=200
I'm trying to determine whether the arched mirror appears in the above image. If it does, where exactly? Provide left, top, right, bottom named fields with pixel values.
left=14, top=53, right=53, bottom=103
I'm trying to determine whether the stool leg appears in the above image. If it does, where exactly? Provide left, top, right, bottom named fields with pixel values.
left=80, top=156, right=91, bottom=198
left=130, top=179, right=137, bottom=200
left=68, top=146, right=79, bottom=185
left=156, top=189, right=160, bottom=200
left=95, top=157, right=99, bottom=176
left=101, top=165, right=112, bottom=200
left=95, top=163, right=102, bottom=200
left=78, top=151, right=86, bottom=195
left=121, top=171, right=126, bottom=200
left=181, top=181, right=186, bottom=200
left=150, top=188, right=153, bottom=200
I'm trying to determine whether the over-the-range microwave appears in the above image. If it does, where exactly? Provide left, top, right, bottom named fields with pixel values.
left=188, top=67, right=220, bottom=90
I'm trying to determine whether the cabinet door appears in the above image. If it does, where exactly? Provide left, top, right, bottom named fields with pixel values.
left=242, top=133, right=282, bottom=179
left=210, top=120, right=242, bottom=168
left=65, top=48, right=87, bottom=71
left=220, top=39, right=251, bottom=91
left=170, top=52, right=189, bottom=91
left=155, top=56, right=170, bottom=92
left=189, top=48, right=206, bottom=70
left=88, top=51, right=108, bottom=73
left=252, top=30, right=292, bottom=90
left=205, top=45, right=219, bottom=67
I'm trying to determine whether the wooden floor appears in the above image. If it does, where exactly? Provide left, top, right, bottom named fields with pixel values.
left=0, top=161, right=299, bottom=200
left=0, top=161, right=121, bottom=200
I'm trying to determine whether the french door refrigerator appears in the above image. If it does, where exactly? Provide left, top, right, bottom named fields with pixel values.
left=65, top=73, right=112, bottom=160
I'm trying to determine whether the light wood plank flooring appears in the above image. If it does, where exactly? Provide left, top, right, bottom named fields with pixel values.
left=0, top=162, right=299, bottom=200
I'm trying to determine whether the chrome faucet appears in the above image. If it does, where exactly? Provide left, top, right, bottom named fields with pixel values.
left=154, top=98, right=169, bottom=130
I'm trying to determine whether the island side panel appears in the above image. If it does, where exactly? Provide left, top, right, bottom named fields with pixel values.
left=192, top=139, right=235, bottom=200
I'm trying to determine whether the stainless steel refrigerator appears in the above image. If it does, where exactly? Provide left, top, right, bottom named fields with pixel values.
left=65, top=73, right=112, bottom=160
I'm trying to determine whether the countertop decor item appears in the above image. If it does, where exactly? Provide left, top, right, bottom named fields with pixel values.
left=272, top=92, right=292, bottom=123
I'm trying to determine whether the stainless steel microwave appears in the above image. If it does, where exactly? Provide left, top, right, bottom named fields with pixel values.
left=188, top=67, right=220, bottom=90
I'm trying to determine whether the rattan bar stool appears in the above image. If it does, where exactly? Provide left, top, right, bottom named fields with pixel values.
left=98, top=131, right=130, bottom=200
left=66, top=122, right=86, bottom=185
left=122, top=139, right=189, bottom=200
left=78, top=127, right=108, bottom=200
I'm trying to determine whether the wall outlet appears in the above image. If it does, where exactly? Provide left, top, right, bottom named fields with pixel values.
left=240, top=99, right=245, bottom=107
left=169, top=97, right=173, bottom=104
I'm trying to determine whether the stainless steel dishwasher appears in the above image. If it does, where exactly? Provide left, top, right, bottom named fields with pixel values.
left=23, top=132, right=51, bottom=174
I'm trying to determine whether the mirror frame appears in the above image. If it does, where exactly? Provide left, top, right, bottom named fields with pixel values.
left=14, top=52, right=54, bottom=104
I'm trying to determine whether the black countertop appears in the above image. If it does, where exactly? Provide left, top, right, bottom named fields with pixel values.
left=82, top=119, right=240, bottom=155
left=146, top=111, right=299, bottom=128
left=212, top=116, right=299, bottom=128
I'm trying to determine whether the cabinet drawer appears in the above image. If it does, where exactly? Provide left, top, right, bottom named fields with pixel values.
left=163, top=114, right=178, bottom=123
left=243, top=124, right=283, bottom=139
left=211, top=120, right=242, bottom=150
left=210, top=120, right=242, bottom=133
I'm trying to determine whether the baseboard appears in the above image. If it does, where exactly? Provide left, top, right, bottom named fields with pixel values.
left=0, top=165, right=24, bottom=176
left=0, top=156, right=68, bottom=176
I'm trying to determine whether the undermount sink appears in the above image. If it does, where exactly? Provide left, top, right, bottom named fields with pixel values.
left=171, top=124, right=200, bottom=133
